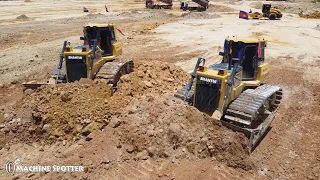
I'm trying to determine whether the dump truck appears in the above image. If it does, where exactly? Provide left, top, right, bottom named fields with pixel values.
left=175, top=37, right=283, bottom=152
left=180, top=0, right=209, bottom=12
left=146, top=0, right=173, bottom=9
left=23, top=24, right=133, bottom=91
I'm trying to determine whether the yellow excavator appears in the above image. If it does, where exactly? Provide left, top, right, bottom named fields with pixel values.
left=175, top=37, right=283, bottom=152
left=24, top=24, right=133, bottom=90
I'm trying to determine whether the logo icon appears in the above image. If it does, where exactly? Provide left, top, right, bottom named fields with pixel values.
left=68, top=56, right=83, bottom=60
left=5, top=161, right=16, bottom=174
left=200, top=77, right=218, bottom=84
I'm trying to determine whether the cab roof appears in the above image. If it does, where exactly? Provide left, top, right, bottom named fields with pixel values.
left=84, top=23, right=116, bottom=28
left=226, top=37, right=267, bottom=44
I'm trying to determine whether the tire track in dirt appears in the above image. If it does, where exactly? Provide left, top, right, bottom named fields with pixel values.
left=252, top=63, right=320, bottom=179
left=99, top=159, right=159, bottom=180
left=266, top=111, right=304, bottom=179
left=155, top=159, right=255, bottom=180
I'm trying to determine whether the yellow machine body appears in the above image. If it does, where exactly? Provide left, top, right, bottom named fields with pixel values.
left=49, top=23, right=124, bottom=83
left=194, top=61, right=270, bottom=114
left=25, top=23, right=134, bottom=89
left=175, top=37, right=282, bottom=151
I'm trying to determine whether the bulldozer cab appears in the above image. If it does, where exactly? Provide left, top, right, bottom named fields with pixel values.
left=219, top=38, right=266, bottom=80
left=83, top=24, right=117, bottom=56
left=262, top=4, right=271, bottom=14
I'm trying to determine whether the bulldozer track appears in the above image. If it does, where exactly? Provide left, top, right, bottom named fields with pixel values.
left=224, top=84, right=283, bottom=128
left=222, top=84, right=283, bottom=151
left=95, top=60, right=134, bottom=87
left=175, top=82, right=284, bottom=151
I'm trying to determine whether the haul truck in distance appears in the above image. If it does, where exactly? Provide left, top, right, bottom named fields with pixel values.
left=180, top=0, right=209, bottom=12
left=146, top=0, right=173, bottom=9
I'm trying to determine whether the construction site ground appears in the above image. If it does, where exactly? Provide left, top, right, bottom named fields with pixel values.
left=0, top=0, right=319, bottom=179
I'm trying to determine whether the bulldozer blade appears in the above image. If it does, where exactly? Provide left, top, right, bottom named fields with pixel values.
left=248, top=112, right=275, bottom=152
left=220, top=111, right=276, bottom=152
left=212, top=110, right=222, bottom=121
left=174, top=84, right=194, bottom=104
left=22, top=83, right=48, bottom=89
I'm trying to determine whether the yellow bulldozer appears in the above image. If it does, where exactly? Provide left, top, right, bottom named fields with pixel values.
left=24, top=24, right=133, bottom=90
left=175, top=37, right=283, bottom=151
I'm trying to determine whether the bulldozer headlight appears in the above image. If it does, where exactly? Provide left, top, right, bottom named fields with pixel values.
left=82, top=47, right=88, bottom=52
left=218, top=69, right=227, bottom=76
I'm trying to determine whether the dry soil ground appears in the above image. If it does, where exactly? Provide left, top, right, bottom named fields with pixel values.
left=0, top=0, right=319, bottom=179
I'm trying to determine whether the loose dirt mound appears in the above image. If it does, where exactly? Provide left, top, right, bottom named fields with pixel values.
left=0, top=61, right=189, bottom=145
left=137, top=22, right=162, bottom=34
left=26, top=80, right=114, bottom=142
left=117, top=11, right=172, bottom=19
left=0, top=94, right=254, bottom=180
left=29, top=61, right=189, bottom=142
left=86, top=13, right=104, bottom=18
left=181, top=12, right=221, bottom=19
left=117, top=61, right=189, bottom=97
left=0, top=60, right=255, bottom=179
left=0, top=61, right=253, bottom=179
left=113, top=95, right=253, bottom=170
left=302, top=12, right=320, bottom=18
left=207, top=4, right=235, bottom=12
left=16, top=14, right=29, bottom=20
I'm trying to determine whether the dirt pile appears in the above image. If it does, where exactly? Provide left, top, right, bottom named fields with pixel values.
left=25, top=80, right=114, bottom=142
left=0, top=94, right=254, bottom=180
left=136, top=22, right=163, bottom=34
left=302, top=12, right=320, bottom=18
left=117, top=11, right=173, bottom=19
left=181, top=12, right=221, bottom=19
left=86, top=13, right=104, bottom=18
left=16, top=14, right=29, bottom=20
left=28, top=61, right=188, bottom=142
left=208, top=4, right=235, bottom=12
left=0, top=61, right=189, bottom=144
left=112, top=95, right=253, bottom=170
left=117, top=61, right=189, bottom=97
left=0, top=60, right=253, bottom=177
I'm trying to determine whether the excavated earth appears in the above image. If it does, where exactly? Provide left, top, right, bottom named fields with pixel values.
left=0, top=61, right=189, bottom=144
left=0, top=61, right=252, bottom=179
left=0, top=0, right=320, bottom=179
